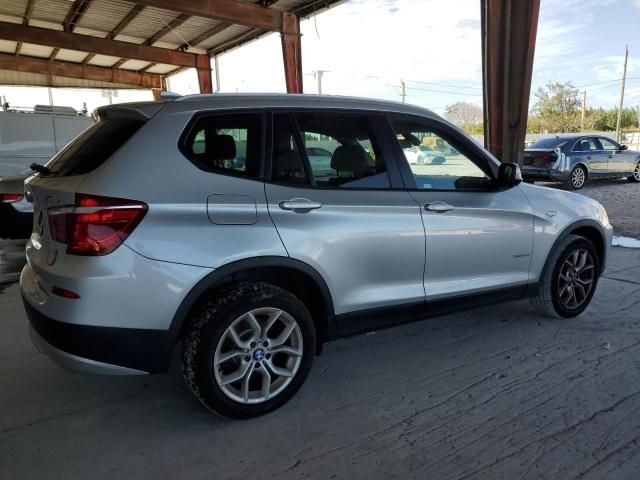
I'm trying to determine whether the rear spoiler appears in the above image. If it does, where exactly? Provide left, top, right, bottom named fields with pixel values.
left=93, top=102, right=165, bottom=122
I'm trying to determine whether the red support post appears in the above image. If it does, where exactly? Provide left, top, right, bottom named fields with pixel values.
left=196, top=54, right=213, bottom=94
left=481, top=0, right=540, bottom=164
left=281, top=13, right=303, bottom=94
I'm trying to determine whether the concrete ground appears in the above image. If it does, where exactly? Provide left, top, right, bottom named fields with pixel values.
left=1, top=246, right=640, bottom=479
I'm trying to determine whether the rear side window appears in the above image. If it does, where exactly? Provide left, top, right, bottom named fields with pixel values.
left=46, top=118, right=143, bottom=176
left=181, top=113, right=262, bottom=178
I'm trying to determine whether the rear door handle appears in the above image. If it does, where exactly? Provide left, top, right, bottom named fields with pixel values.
left=424, top=201, right=454, bottom=213
left=279, top=198, right=322, bottom=212
left=586, top=156, right=592, bottom=160
left=608, top=155, right=613, bottom=159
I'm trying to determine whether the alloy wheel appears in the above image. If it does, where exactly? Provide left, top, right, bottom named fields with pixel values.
left=557, top=248, right=595, bottom=310
left=571, top=167, right=586, bottom=188
left=213, top=307, right=303, bottom=404
left=634, top=162, right=640, bottom=181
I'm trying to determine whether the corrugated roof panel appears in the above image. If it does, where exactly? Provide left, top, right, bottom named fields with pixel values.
left=199, top=25, right=253, bottom=51
left=118, top=6, right=178, bottom=40
left=113, top=33, right=146, bottom=45
left=73, top=26, right=114, bottom=39
left=28, top=18, right=64, bottom=30
left=157, top=15, right=216, bottom=46
left=77, top=0, right=137, bottom=33
left=0, top=14, right=23, bottom=24
left=116, top=59, right=149, bottom=71
left=55, top=49, right=89, bottom=62
left=145, top=63, right=176, bottom=75
left=0, top=69, right=49, bottom=87
left=32, top=0, right=71, bottom=25
left=19, top=43, right=54, bottom=58
left=87, top=54, right=122, bottom=67
left=0, top=40, right=17, bottom=54
left=0, top=0, right=28, bottom=19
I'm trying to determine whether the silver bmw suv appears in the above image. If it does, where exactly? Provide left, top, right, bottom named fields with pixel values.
left=21, top=94, right=613, bottom=418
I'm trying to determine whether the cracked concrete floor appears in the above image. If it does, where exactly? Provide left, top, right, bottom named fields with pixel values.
left=1, top=247, right=640, bottom=480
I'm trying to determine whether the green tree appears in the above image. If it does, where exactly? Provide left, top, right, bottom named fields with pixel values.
left=532, top=82, right=581, bottom=133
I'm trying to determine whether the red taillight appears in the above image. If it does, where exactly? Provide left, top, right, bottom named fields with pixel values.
left=0, top=193, right=24, bottom=203
left=52, top=286, right=80, bottom=299
left=48, top=193, right=148, bottom=256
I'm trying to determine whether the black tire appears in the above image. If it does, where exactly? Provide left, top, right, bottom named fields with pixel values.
left=531, top=234, right=600, bottom=319
left=628, top=161, right=640, bottom=183
left=181, top=282, right=316, bottom=419
left=567, top=165, right=587, bottom=190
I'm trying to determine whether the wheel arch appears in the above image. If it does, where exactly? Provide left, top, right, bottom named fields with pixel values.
left=169, top=257, right=336, bottom=355
left=540, top=219, right=607, bottom=280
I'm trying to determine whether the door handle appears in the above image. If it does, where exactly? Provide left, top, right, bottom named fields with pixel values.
left=279, top=198, right=322, bottom=212
left=424, top=201, right=454, bottom=213
left=608, top=155, right=613, bottom=159
left=586, top=156, right=591, bottom=160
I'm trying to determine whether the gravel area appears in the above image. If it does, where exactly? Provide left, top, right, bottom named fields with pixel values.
left=538, top=178, right=640, bottom=239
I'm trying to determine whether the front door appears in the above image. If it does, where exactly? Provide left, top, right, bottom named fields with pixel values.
left=388, top=115, right=535, bottom=300
left=572, top=137, right=608, bottom=176
left=264, top=111, right=426, bottom=323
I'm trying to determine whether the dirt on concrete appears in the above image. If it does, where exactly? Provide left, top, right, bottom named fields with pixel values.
left=2, top=247, right=640, bottom=479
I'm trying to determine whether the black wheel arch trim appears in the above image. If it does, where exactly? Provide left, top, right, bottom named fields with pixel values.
left=168, top=256, right=336, bottom=344
left=540, top=219, right=608, bottom=279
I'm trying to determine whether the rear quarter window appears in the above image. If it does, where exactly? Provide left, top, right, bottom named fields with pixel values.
left=180, top=113, right=262, bottom=178
left=45, top=118, right=143, bottom=176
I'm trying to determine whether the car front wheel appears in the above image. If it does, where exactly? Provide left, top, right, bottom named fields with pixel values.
left=532, top=234, right=600, bottom=318
left=181, top=282, right=316, bottom=418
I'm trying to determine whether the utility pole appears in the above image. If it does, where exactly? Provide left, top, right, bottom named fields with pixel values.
left=615, top=45, right=629, bottom=143
left=400, top=80, right=406, bottom=103
left=313, top=70, right=327, bottom=95
left=580, top=90, right=586, bottom=132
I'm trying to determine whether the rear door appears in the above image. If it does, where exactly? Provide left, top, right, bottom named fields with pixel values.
left=388, top=115, right=534, bottom=300
left=264, top=111, right=426, bottom=325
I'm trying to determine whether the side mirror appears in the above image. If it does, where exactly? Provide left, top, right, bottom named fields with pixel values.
left=497, top=162, right=522, bottom=188
left=620, top=145, right=628, bottom=151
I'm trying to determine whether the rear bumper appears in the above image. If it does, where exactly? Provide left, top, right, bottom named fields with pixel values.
left=23, top=297, right=174, bottom=374
left=522, top=167, right=568, bottom=182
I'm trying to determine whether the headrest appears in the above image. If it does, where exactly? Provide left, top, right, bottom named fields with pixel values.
left=205, top=134, right=236, bottom=160
left=330, top=145, right=369, bottom=177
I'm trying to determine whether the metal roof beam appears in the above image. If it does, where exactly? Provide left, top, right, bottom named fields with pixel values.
left=63, top=0, right=94, bottom=32
left=0, top=53, right=163, bottom=88
left=0, top=21, right=200, bottom=68
left=15, top=0, right=36, bottom=56
left=134, top=0, right=284, bottom=32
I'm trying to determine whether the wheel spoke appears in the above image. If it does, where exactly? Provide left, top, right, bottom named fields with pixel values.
left=270, top=345, right=302, bottom=357
left=241, top=364, right=254, bottom=402
left=215, top=349, right=245, bottom=364
left=271, top=321, right=297, bottom=347
left=220, top=361, right=251, bottom=386
left=575, top=250, right=587, bottom=271
left=227, top=325, right=250, bottom=350
left=574, top=282, right=586, bottom=303
left=559, top=283, right=570, bottom=298
left=244, top=312, right=262, bottom=342
left=259, top=365, right=271, bottom=401
left=266, top=361, right=294, bottom=378
left=262, top=310, right=282, bottom=339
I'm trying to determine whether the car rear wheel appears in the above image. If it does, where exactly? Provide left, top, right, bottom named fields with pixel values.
left=628, top=161, right=640, bottom=183
left=531, top=234, right=600, bottom=318
left=567, top=165, right=587, bottom=190
left=181, top=282, right=316, bottom=418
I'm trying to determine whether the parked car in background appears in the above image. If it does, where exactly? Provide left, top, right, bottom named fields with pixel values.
left=522, top=135, right=640, bottom=189
left=21, top=94, right=612, bottom=419
left=0, top=105, right=93, bottom=239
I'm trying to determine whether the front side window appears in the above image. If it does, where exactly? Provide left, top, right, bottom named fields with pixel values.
left=182, top=113, right=262, bottom=178
left=392, top=119, right=492, bottom=191
left=599, top=138, right=620, bottom=151
left=271, top=112, right=390, bottom=189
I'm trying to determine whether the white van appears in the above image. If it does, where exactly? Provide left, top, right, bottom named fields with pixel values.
left=0, top=105, right=94, bottom=176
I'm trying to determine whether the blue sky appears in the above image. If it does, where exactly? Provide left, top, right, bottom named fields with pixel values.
left=2, top=0, right=639, bottom=115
